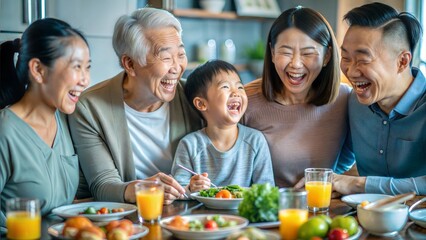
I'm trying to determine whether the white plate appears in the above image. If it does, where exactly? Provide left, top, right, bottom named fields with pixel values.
left=341, top=194, right=392, bottom=208
left=190, top=192, right=243, bottom=210
left=410, top=209, right=426, bottom=228
left=226, top=228, right=280, bottom=240
left=51, top=202, right=137, bottom=222
left=48, top=222, right=148, bottom=240
left=247, top=221, right=280, bottom=229
left=160, top=214, right=249, bottom=240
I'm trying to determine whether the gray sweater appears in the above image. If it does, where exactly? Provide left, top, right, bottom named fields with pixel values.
left=171, top=124, right=275, bottom=188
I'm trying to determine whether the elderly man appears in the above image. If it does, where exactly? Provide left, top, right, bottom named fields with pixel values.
left=68, top=8, right=202, bottom=204
left=334, top=2, right=425, bottom=195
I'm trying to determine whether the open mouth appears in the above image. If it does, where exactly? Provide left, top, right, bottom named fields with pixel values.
left=161, top=79, right=178, bottom=91
left=227, top=101, right=241, bottom=113
left=353, top=81, right=371, bottom=92
left=287, top=72, right=306, bottom=84
left=68, top=90, right=81, bottom=102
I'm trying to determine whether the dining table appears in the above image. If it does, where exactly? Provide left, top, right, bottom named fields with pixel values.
left=26, top=195, right=426, bottom=239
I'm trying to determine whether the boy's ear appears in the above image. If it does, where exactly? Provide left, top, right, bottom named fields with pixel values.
left=193, top=97, right=207, bottom=111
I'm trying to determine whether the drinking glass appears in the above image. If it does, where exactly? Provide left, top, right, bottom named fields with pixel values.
left=6, top=198, right=41, bottom=240
left=305, top=168, right=333, bottom=212
left=279, top=188, right=308, bottom=240
left=135, top=180, right=164, bottom=223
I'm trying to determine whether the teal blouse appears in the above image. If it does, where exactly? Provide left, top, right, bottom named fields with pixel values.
left=0, top=109, right=79, bottom=227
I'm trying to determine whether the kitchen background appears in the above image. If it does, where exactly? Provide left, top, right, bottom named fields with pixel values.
left=0, top=0, right=424, bottom=86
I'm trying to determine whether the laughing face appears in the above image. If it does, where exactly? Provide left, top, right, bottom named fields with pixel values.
left=42, top=37, right=90, bottom=114
left=271, top=27, right=330, bottom=104
left=131, top=27, right=187, bottom=106
left=199, top=70, right=247, bottom=126
left=340, top=26, right=401, bottom=109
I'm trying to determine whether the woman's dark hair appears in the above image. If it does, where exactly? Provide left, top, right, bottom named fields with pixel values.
left=344, top=2, right=422, bottom=64
left=262, top=6, right=340, bottom=106
left=0, top=18, right=88, bottom=109
left=185, top=59, right=240, bottom=113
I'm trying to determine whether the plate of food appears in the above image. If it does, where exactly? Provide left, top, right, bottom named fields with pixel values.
left=190, top=185, right=245, bottom=210
left=48, top=217, right=148, bottom=240
left=247, top=221, right=280, bottom=229
left=341, top=193, right=392, bottom=208
left=51, top=202, right=137, bottom=222
left=160, top=214, right=249, bottom=240
left=226, top=227, right=280, bottom=240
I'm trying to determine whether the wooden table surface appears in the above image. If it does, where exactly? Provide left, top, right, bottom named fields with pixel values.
left=32, top=195, right=426, bottom=239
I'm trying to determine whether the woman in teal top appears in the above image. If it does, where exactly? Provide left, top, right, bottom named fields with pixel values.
left=0, top=18, right=91, bottom=226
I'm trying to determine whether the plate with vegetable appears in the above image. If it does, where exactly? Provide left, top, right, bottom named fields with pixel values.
left=160, top=214, right=248, bottom=240
left=52, top=202, right=137, bottom=222
left=190, top=185, right=245, bottom=209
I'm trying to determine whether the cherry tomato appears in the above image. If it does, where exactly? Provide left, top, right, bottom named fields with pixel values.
left=98, top=207, right=109, bottom=214
left=328, top=228, right=349, bottom=240
left=204, top=220, right=218, bottom=230
left=215, top=189, right=232, bottom=199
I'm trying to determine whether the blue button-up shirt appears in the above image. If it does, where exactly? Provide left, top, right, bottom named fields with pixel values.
left=349, top=68, right=426, bottom=195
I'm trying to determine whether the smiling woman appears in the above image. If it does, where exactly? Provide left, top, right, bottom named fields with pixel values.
left=0, top=18, right=91, bottom=227
left=242, top=6, right=355, bottom=188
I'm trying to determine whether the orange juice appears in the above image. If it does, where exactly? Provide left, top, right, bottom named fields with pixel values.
left=6, top=211, right=41, bottom=239
left=279, top=209, right=308, bottom=240
left=142, top=222, right=162, bottom=240
left=136, top=188, right=164, bottom=221
left=305, top=181, right=332, bottom=208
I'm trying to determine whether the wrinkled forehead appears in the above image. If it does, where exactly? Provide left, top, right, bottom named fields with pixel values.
left=145, top=27, right=182, bottom=48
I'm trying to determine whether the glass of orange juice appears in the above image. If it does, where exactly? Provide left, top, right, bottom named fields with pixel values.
left=279, top=188, right=308, bottom=240
left=305, top=168, right=333, bottom=212
left=6, top=198, right=41, bottom=240
left=135, top=180, right=164, bottom=223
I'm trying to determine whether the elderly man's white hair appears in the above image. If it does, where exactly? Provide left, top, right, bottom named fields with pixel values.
left=112, top=7, right=182, bottom=67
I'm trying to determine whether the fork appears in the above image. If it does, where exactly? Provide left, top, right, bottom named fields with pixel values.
left=177, top=164, right=218, bottom=188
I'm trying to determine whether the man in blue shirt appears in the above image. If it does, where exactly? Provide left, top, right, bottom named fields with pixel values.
left=334, top=2, right=425, bottom=195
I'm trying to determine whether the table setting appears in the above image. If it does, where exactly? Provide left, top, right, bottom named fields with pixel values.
left=2, top=173, right=426, bottom=240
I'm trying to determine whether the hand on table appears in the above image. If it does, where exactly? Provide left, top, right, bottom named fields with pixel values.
left=333, top=174, right=366, bottom=195
left=189, top=173, right=211, bottom=193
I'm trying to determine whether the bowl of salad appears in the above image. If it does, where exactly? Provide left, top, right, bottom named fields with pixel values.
left=160, top=214, right=248, bottom=240
left=190, top=185, right=245, bottom=209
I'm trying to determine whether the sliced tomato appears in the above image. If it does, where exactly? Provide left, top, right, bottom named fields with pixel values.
left=204, top=220, right=218, bottom=230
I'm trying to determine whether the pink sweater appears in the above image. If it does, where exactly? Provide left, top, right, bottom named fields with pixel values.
left=242, top=80, right=354, bottom=187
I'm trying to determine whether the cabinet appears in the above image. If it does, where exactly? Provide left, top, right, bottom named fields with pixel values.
left=144, top=1, right=275, bottom=82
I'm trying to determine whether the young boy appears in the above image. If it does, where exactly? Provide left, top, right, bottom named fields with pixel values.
left=171, top=60, right=274, bottom=193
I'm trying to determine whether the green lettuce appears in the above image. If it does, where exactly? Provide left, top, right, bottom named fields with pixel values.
left=238, top=183, right=279, bottom=222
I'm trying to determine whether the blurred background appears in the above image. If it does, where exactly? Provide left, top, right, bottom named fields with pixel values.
left=1, top=0, right=424, bottom=86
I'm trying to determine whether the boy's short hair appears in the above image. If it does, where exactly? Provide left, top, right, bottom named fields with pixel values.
left=184, top=59, right=240, bottom=112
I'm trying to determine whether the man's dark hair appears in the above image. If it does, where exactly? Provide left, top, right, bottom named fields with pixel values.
left=343, top=2, right=422, bottom=57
